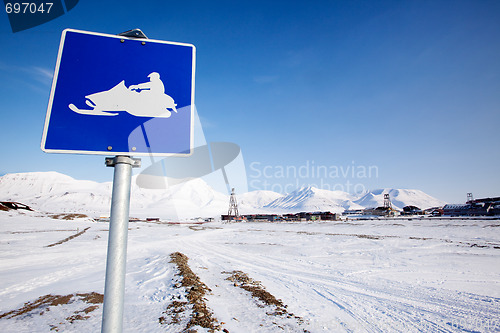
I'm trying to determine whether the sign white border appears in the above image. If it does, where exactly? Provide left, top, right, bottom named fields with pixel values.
left=41, top=28, right=195, bottom=156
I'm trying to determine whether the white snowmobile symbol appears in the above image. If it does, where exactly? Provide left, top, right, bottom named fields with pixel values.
left=68, top=72, right=177, bottom=118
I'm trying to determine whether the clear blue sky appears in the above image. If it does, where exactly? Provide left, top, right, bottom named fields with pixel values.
left=1, top=0, right=499, bottom=203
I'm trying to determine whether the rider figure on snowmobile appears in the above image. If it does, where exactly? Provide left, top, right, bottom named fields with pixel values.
left=129, top=72, right=165, bottom=95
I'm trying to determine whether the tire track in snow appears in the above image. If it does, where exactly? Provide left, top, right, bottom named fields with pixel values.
left=310, top=287, right=383, bottom=333
left=173, top=238, right=313, bottom=332
left=180, top=236, right=500, bottom=333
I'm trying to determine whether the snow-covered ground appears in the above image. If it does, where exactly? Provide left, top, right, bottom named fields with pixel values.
left=0, top=210, right=499, bottom=332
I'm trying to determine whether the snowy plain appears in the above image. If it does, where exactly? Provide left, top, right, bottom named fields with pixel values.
left=0, top=209, right=499, bottom=332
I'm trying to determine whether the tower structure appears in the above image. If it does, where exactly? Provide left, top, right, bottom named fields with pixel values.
left=467, top=193, right=474, bottom=204
left=228, top=188, right=239, bottom=218
left=383, top=193, right=392, bottom=209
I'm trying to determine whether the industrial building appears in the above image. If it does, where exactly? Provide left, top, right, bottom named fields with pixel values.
left=442, top=193, right=500, bottom=216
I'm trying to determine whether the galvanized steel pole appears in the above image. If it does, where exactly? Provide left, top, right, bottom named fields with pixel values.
left=102, top=156, right=140, bottom=333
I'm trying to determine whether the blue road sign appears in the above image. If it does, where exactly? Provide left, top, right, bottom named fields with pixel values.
left=41, top=29, right=195, bottom=156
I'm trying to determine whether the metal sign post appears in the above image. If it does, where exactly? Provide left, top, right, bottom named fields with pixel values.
left=40, top=27, right=195, bottom=333
left=102, top=156, right=140, bottom=333
left=101, top=30, right=146, bottom=333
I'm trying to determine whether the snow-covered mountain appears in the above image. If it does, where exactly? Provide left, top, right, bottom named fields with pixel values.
left=263, top=186, right=445, bottom=213
left=0, top=172, right=228, bottom=219
left=354, top=188, right=447, bottom=210
left=0, top=172, right=446, bottom=218
left=264, top=187, right=363, bottom=213
left=238, top=190, right=283, bottom=210
left=0, top=172, right=113, bottom=213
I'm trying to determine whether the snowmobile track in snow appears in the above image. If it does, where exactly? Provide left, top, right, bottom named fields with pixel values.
left=223, top=270, right=310, bottom=332
left=178, top=230, right=500, bottom=333
left=45, top=227, right=90, bottom=247
left=159, top=252, right=311, bottom=332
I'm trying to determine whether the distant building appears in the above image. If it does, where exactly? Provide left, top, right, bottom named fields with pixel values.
left=222, top=211, right=340, bottom=222
left=402, top=206, right=423, bottom=215
left=283, top=213, right=300, bottom=221
left=221, top=215, right=246, bottom=222
left=442, top=193, right=500, bottom=216
left=430, top=194, right=500, bottom=217
left=467, top=196, right=500, bottom=216
left=489, top=204, right=500, bottom=216
left=301, top=211, right=339, bottom=221
left=249, top=214, right=279, bottom=222
left=363, top=207, right=400, bottom=217
left=343, top=209, right=364, bottom=215
left=442, top=203, right=490, bottom=216
left=443, top=204, right=472, bottom=216
left=423, top=207, right=443, bottom=216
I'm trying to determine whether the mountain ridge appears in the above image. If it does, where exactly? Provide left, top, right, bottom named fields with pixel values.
left=0, top=172, right=447, bottom=219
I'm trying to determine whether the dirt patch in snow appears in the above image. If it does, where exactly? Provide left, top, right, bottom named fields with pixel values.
left=224, top=270, right=285, bottom=309
left=188, top=225, right=223, bottom=231
left=159, top=252, right=224, bottom=332
left=45, top=227, right=90, bottom=247
left=0, top=292, right=103, bottom=331
left=49, top=213, right=89, bottom=220
left=224, top=270, right=309, bottom=332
